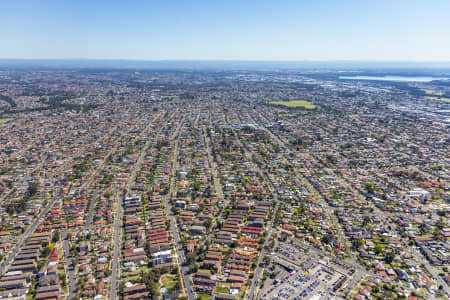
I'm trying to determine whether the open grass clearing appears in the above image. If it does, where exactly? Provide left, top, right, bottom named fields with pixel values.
left=277, top=113, right=295, bottom=117
left=214, top=287, right=229, bottom=294
left=424, top=96, right=450, bottom=103
left=268, top=100, right=317, bottom=109
left=160, top=273, right=176, bottom=291
left=423, top=89, right=443, bottom=96
left=197, top=293, right=212, bottom=300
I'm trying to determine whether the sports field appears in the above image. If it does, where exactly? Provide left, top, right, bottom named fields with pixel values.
left=268, top=100, right=316, bottom=109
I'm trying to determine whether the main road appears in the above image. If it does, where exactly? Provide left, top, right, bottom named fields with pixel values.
left=233, top=130, right=280, bottom=300
left=162, top=115, right=196, bottom=300
left=109, top=115, right=162, bottom=300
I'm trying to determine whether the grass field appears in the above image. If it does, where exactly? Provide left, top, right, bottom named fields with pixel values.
left=277, top=113, right=295, bottom=117
left=268, top=100, right=317, bottom=109
left=0, top=118, right=10, bottom=123
left=424, top=90, right=443, bottom=96
left=160, top=274, right=176, bottom=291
left=214, top=287, right=229, bottom=294
left=424, top=96, right=450, bottom=103
left=197, top=293, right=212, bottom=300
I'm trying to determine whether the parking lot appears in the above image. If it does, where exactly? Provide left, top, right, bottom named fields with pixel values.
left=260, top=242, right=350, bottom=300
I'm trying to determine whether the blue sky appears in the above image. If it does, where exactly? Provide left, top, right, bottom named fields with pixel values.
left=1, top=0, right=450, bottom=61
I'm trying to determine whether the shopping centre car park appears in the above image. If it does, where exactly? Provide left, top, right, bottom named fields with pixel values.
left=259, top=241, right=353, bottom=300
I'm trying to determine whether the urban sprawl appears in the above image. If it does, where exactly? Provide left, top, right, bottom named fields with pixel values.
left=0, top=69, right=449, bottom=300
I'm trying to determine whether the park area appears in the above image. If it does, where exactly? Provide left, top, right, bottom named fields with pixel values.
left=267, top=100, right=317, bottom=109
left=424, top=96, right=450, bottom=103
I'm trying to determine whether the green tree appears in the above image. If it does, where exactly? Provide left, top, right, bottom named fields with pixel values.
left=374, top=244, right=383, bottom=254
left=186, top=253, right=196, bottom=265
left=321, top=234, right=333, bottom=244
left=204, top=218, right=212, bottom=230
left=175, top=278, right=182, bottom=291
left=52, top=230, right=60, bottom=243
left=385, top=251, right=395, bottom=264
left=27, top=182, right=39, bottom=196
left=42, top=244, right=54, bottom=257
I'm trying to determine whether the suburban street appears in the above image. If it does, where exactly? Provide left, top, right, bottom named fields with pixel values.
left=160, top=115, right=196, bottom=300
left=110, top=118, right=160, bottom=300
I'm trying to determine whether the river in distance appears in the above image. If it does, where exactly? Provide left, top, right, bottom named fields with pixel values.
left=339, top=75, right=449, bottom=82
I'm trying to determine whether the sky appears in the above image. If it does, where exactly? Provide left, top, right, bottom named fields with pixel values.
left=1, top=0, right=450, bottom=61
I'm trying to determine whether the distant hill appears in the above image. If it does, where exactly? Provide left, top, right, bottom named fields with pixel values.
left=1, top=59, right=450, bottom=73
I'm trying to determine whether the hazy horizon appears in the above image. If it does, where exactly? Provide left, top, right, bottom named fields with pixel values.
left=3, top=58, right=450, bottom=72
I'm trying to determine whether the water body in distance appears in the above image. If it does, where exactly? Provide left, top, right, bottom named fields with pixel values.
left=339, top=75, right=450, bottom=82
